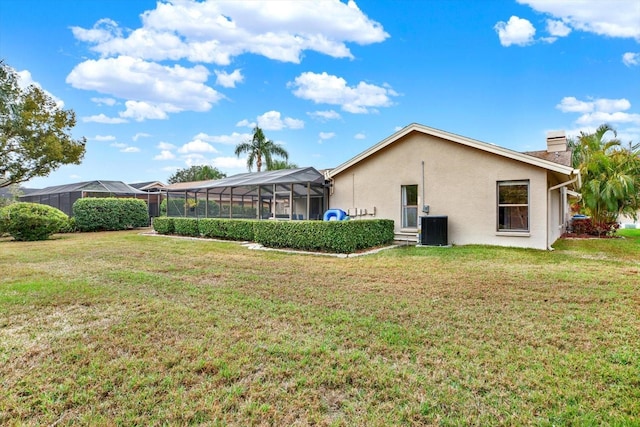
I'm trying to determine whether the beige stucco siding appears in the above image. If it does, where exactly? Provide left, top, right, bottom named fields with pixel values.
left=329, top=132, right=555, bottom=249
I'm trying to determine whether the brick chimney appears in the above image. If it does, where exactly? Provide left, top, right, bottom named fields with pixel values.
left=546, top=130, right=567, bottom=153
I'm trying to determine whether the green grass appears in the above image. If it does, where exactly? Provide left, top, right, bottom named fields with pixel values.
left=1, top=230, right=639, bottom=426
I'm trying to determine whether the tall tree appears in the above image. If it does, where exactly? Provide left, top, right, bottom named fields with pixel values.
left=569, top=124, right=640, bottom=224
left=0, top=61, right=86, bottom=188
left=234, top=126, right=288, bottom=172
left=167, top=165, right=226, bottom=184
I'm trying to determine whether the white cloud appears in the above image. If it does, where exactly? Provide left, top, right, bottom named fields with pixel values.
left=518, top=0, right=640, bottom=41
left=319, top=132, right=336, bottom=140
left=132, top=132, right=151, bottom=141
left=354, top=132, right=366, bottom=139
left=215, top=69, right=244, bottom=88
left=236, top=119, right=256, bottom=128
left=623, top=52, right=640, bottom=67
left=556, top=96, right=595, bottom=113
left=289, top=72, right=398, bottom=114
left=557, top=96, right=631, bottom=114
left=546, top=19, right=571, bottom=37
left=67, top=56, right=223, bottom=121
left=83, top=113, right=128, bottom=124
left=157, top=141, right=176, bottom=150
left=183, top=154, right=208, bottom=166
left=494, top=16, right=536, bottom=47
left=110, top=142, right=127, bottom=148
left=120, top=100, right=176, bottom=121
left=211, top=156, right=247, bottom=170
left=254, top=110, right=304, bottom=130
left=192, top=132, right=251, bottom=145
left=71, top=0, right=388, bottom=65
left=308, top=110, right=342, bottom=121
left=91, top=97, right=117, bottom=106
left=318, top=131, right=336, bottom=144
left=178, top=139, right=219, bottom=154
left=93, top=135, right=116, bottom=141
left=575, top=111, right=640, bottom=126
left=70, top=18, right=122, bottom=44
left=154, top=150, right=176, bottom=160
left=121, top=146, right=141, bottom=153
left=557, top=96, right=640, bottom=126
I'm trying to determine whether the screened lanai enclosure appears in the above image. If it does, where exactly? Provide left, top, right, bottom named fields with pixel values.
left=20, top=180, right=148, bottom=217
left=164, top=167, right=327, bottom=220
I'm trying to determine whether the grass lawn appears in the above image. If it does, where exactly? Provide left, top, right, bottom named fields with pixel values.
left=1, top=229, right=639, bottom=426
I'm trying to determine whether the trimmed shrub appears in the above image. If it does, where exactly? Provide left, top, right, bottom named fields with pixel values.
left=199, top=218, right=255, bottom=241
left=225, top=219, right=255, bottom=241
left=172, top=218, right=200, bottom=237
left=0, top=202, right=68, bottom=241
left=152, top=217, right=394, bottom=253
left=253, top=219, right=394, bottom=253
left=73, top=198, right=149, bottom=232
left=153, top=217, right=175, bottom=234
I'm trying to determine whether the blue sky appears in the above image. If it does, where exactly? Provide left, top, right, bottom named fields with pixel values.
left=1, top=0, right=639, bottom=188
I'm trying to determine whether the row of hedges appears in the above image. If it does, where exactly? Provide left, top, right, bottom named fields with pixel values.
left=1, top=198, right=150, bottom=241
left=153, top=217, right=395, bottom=253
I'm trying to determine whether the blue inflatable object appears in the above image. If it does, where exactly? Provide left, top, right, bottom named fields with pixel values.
left=323, top=209, right=348, bottom=221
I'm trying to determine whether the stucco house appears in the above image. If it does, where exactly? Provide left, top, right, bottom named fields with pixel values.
left=326, top=123, right=581, bottom=250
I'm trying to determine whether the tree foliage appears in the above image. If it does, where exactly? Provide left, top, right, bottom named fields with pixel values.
left=569, top=124, right=640, bottom=224
left=267, top=159, right=299, bottom=171
left=0, top=61, right=86, bottom=188
left=167, top=165, right=226, bottom=184
left=234, top=126, right=288, bottom=172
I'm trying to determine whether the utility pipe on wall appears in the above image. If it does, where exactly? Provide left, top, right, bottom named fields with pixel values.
left=421, top=160, right=425, bottom=210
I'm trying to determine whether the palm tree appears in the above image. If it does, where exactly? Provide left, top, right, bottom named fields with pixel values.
left=234, top=126, right=288, bottom=172
left=569, top=124, right=640, bottom=226
left=267, top=159, right=299, bottom=171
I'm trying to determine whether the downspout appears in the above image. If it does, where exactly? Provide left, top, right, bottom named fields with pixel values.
left=547, top=169, right=581, bottom=250
left=421, top=161, right=425, bottom=209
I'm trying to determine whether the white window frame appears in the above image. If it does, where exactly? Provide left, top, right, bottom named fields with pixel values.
left=401, top=185, right=418, bottom=229
left=497, top=180, right=530, bottom=232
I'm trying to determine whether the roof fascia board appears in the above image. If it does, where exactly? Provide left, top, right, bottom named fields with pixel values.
left=328, top=123, right=575, bottom=178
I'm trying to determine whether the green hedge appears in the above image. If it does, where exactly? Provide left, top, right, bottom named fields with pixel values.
left=199, top=218, right=255, bottom=241
left=172, top=218, right=200, bottom=237
left=253, top=220, right=395, bottom=253
left=152, top=217, right=174, bottom=234
left=153, top=217, right=394, bottom=253
left=73, top=198, right=149, bottom=232
left=0, top=202, right=68, bottom=241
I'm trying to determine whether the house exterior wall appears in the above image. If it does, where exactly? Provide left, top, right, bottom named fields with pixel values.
left=329, top=131, right=566, bottom=250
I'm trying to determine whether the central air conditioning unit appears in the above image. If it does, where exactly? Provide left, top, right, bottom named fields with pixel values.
left=421, top=215, right=448, bottom=246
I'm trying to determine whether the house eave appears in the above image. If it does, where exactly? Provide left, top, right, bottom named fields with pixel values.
left=327, top=123, right=575, bottom=179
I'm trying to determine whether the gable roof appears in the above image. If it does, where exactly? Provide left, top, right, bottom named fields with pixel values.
left=22, top=180, right=147, bottom=197
left=129, top=181, right=166, bottom=191
left=327, top=123, right=577, bottom=178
